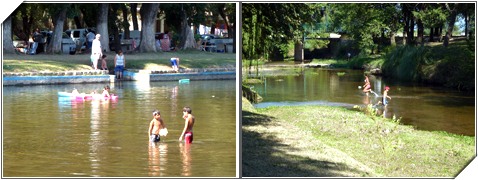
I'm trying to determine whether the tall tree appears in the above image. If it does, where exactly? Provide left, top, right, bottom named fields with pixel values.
left=78, top=4, right=99, bottom=28
left=414, top=4, right=448, bottom=43
left=161, top=4, right=208, bottom=49
left=178, top=5, right=197, bottom=49
left=139, top=3, right=160, bottom=52
left=46, top=4, right=70, bottom=54
left=443, top=3, right=459, bottom=47
left=97, top=3, right=109, bottom=53
left=120, top=3, right=131, bottom=39
left=330, top=3, right=385, bottom=54
left=11, top=3, right=38, bottom=42
left=216, top=3, right=236, bottom=51
left=242, top=3, right=314, bottom=61
left=380, top=3, right=402, bottom=46
left=2, top=15, right=14, bottom=53
left=109, top=3, right=121, bottom=52
left=130, top=3, right=139, bottom=30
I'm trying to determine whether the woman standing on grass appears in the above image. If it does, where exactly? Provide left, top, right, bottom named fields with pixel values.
left=91, top=34, right=102, bottom=70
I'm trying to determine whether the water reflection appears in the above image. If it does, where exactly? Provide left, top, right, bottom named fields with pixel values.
left=3, top=80, right=236, bottom=177
left=148, top=142, right=168, bottom=176
left=171, top=86, right=179, bottom=120
left=253, top=69, right=474, bottom=136
left=90, top=99, right=102, bottom=177
left=179, top=143, right=192, bottom=176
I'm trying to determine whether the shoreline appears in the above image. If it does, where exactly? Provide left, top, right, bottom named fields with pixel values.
left=241, top=97, right=475, bottom=177
left=3, top=68, right=236, bottom=86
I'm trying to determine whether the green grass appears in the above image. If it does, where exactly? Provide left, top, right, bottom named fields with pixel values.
left=242, top=98, right=475, bottom=177
left=2, top=50, right=236, bottom=72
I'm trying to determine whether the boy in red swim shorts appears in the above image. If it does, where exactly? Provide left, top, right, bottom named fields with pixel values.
left=179, top=106, right=195, bottom=144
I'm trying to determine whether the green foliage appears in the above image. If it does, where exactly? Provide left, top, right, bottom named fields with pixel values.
left=383, top=42, right=474, bottom=91
left=161, top=4, right=208, bottom=33
left=242, top=3, right=318, bottom=60
left=429, top=45, right=475, bottom=91
left=382, top=45, right=428, bottom=81
left=413, top=5, right=448, bottom=29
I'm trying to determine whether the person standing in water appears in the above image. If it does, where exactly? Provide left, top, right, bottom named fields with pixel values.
left=383, top=86, right=392, bottom=106
left=149, top=110, right=167, bottom=143
left=363, top=75, right=372, bottom=96
left=179, top=106, right=195, bottom=144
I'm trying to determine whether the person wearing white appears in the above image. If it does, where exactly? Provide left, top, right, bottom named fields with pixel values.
left=91, top=34, right=102, bottom=70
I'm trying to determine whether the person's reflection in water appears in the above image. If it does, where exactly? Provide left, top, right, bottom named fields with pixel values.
left=362, top=93, right=370, bottom=105
left=148, top=142, right=168, bottom=176
left=89, top=99, right=101, bottom=176
left=179, top=142, right=192, bottom=176
left=171, top=86, right=178, bottom=119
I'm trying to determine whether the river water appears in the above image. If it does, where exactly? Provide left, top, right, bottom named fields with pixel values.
left=2, top=80, right=236, bottom=177
left=251, top=68, right=475, bottom=136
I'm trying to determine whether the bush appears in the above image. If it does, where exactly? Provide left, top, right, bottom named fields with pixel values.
left=382, top=45, right=428, bottom=81
left=382, top=43, right=474, bottom=91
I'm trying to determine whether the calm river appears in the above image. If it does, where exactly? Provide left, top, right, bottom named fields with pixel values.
left=251, top=68, right=475, bottom=136
left=3, top=80, right=236, bottom=177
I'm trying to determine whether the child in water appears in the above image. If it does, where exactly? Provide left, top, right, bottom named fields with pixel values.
left=148, top=110, right=167, bottom=143
left=101, top=85, right=111, bottom=98
left=382, top=86, right=392, bottom=106
left=179, top=106, right=195, bottom=144
left=363, top=75, right=372, bottom=96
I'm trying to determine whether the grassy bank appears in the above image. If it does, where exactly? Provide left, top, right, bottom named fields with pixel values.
left=242, top=97, right=475, bottom=177
left=2, top=50, right=236, bottom=73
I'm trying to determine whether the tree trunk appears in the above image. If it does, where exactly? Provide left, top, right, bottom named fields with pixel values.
left=3, top=15, right=15, bottom=53
left=407, top=16, right=415, bottom=45
left=417, top=19, right=424, bottom=45
left=74, top=16, right=82, bottom=29
left=109, top=4, right=121, bottom=52
left=439, top=27, right=443, bottom=41
left=389, top=32, right=396, bottom=46
left=139, top=3, right=160, bottom=52
left=402, top=5, right=409, bottom=45
left=97, top=3, right=109, bottom=53
left=121, top=3, right=131, bottom=39
left=443, top=3, right=458, bottom=47
left=178, top=7, right=196, bottom=50
left=130, top=3, right=139, bottom=30
left=429, top=28, right=435, bottom=42
left=47, top=6, right=68, bottom=54
left=21, top=6, right=33, bottom=42
left=217, top=4, right=236, bottom=52
left=294, top=41, right=303, bottom=62
left=464, top=11, right=469, bottom=39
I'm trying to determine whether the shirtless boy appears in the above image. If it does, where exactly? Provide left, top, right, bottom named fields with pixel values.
left=148, top=110, right=167, bottom=142
left=179, top=106, right=195, bottom=144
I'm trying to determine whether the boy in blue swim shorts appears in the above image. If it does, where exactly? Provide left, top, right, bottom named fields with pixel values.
left=383, top=86, right=391, bottom=106
left=148, top=110, right=167, bottom=143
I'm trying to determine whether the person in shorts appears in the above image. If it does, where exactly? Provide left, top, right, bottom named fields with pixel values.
left=179, top=106, right=195, bottom=144
left=170, top=57, right=180, bottom=72
left=114, top=50, right=125, bottom=79
left=383, top=86, right=392, bottom=106
left=148, top=110, right=167, bottom=143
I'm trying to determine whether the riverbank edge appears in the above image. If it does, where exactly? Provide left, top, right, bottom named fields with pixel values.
left=2, top=68, right=236, bottom=86
left=241, top=97, right=475, bottom=177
